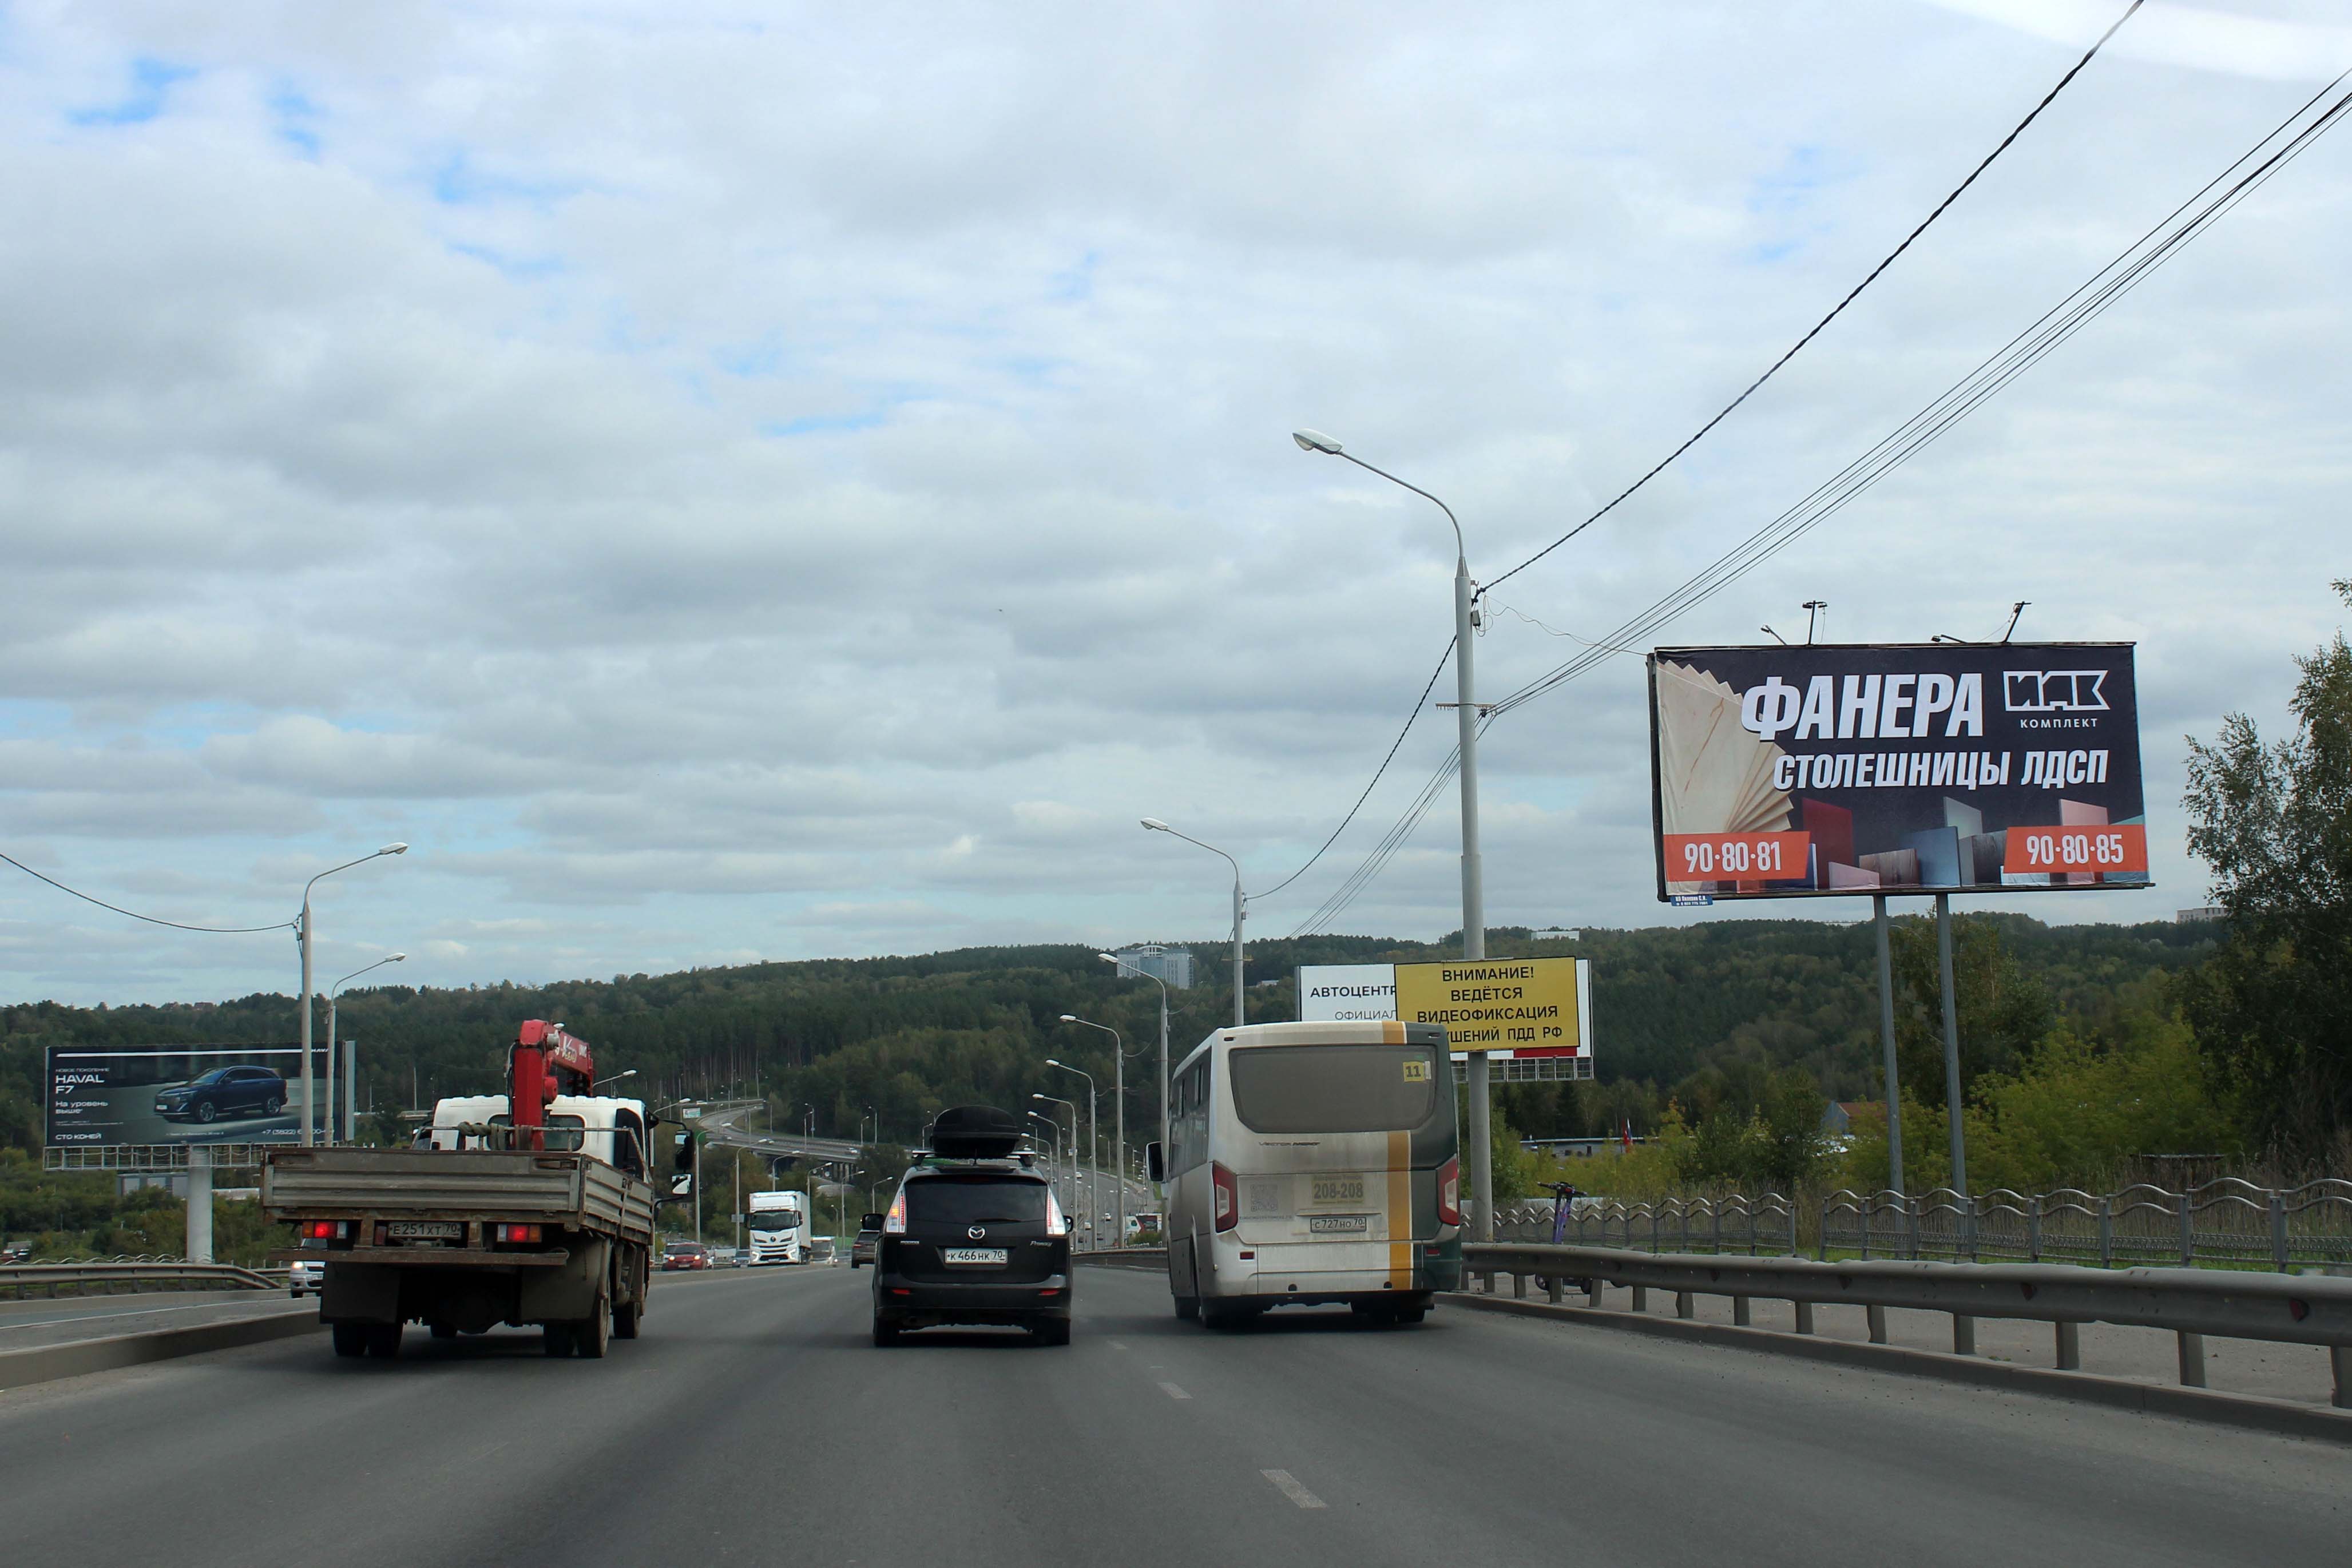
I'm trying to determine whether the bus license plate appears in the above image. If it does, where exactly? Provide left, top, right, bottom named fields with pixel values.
left=1309, top=1175, right=1366, bottom=1207
left=1308, top=1214, right=1370, bottom=1234
left=942, top=1248, right=1008, bottom=1266
left=386, top=1221, right=462, bottom=1240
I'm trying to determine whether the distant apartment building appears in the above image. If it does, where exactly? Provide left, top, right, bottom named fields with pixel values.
left=1113, top=944, right=1195, bottom=989
left=2176, top=906, right=2225, bottom=924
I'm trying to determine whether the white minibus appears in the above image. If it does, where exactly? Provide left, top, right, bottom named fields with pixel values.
left=1146, top=1021, right=1462, bottom=1328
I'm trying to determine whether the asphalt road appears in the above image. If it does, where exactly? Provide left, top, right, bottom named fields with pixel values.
left=2, top=1264, right=2340, bottom=1566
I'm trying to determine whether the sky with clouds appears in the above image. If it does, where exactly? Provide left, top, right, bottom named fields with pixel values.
left=3, top=1, right=2347, bottom=1006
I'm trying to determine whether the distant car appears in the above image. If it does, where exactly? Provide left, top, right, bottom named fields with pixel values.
left=661, top=1241, right=710, bottom=1272
left=153, top=1065, right=287, bottom=1125
left=732, top=1248, right=752, bottom=1267
left=289, top=1259, right=324, bottom=1298
left=850, top=1213, right=882, bottom=1269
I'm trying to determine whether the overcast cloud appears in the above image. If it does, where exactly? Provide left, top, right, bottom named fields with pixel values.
left=3, top=1, right=2347, bottom=1005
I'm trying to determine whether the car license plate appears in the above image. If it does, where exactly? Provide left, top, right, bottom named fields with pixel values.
left=1308, top=1214, right=1370, bottom=1234
left=942, top=1248, right=1009, bottom=1266
left=1309, top=1175, right=1366, bottom=1207
left=386, top=1221, right=463, bottom=1240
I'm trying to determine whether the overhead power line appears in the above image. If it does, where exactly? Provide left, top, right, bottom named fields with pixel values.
left=1479, top=0, right=2146, bottom=599
left=0, top=849, right=293, bottom=934
left=1255, top=637, right=1456, bottom=900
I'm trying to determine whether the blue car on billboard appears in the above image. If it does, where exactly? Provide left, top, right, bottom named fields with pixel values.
left=153, top=1065, right=287, bottom=1125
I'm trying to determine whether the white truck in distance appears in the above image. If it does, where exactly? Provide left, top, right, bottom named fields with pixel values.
left=747, top=1189, right=808, bottom=1264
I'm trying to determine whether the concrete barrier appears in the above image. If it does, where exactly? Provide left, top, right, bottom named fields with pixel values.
left=0, top=1309, right=326, bottom=1392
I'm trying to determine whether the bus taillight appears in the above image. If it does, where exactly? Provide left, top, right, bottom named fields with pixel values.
left=1212, top=1162, right=1238, bottom=1232
left=1436, top=1156, right=1461, bottom=1228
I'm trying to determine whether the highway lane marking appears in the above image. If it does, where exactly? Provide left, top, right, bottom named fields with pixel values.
left=0, top=1301, right=306, bottom=1331
left=1158, top=1381, right=1191, bottom=1400
left=1262, top=1470, right=1326, bottom=1510
left=1109, top=1340, right=1128, bottom=1351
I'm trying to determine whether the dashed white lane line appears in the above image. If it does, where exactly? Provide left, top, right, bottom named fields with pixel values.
left=1263, top=1470, right=1326, bottom=1510
left=1159, top=1381, right=1191, bottom=1400
left=1109, top=1340, right=1129, bottom=1351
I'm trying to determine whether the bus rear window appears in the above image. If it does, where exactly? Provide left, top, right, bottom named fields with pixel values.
left=1228, top=1045, right=1440, bottom=1134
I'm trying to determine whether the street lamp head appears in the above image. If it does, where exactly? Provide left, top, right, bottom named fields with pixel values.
left=1097, top=952, right=1119, bottom=964
left=1032, top=1092, right=1049, bottom=1100
left=1045, top=1059, right=1064, bottom=1069
left=387, top=952, right=407, bottom=963
left=1140, top=817, right=1169, bottom=832
left=378, top=843, right=409, bottom=856
left=1292, top=428, right=1343, bottom=455
left=1058, top=1014, right=1078, bottom=1024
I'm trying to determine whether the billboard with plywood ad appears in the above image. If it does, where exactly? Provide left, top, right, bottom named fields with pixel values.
left=1645, top=642, right=2148, bottom=902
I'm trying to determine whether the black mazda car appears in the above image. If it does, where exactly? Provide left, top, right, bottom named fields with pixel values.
left=153, top=1065, right=287, bottom=1125
left=871, top=1107, right=1071, bottom=1345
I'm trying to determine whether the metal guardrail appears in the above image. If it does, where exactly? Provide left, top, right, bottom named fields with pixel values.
left=1465, top=1242, right=2352, bottom=1410
left=1074, top=1248, right=1167, bottom=1272
left=1821, top=1180, right=2352, bottom=1269
left=0, top=1261, right=283, bottom=1300
left=1491, top=1193, right=1798, bottom=1256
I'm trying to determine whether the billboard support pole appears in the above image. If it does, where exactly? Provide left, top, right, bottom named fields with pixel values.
left=185, top=1148, right=212, bottom=1264
left=1935, top=893, right=1967, bottom=1193
left=1875, top=896, right=1904, bottom=1197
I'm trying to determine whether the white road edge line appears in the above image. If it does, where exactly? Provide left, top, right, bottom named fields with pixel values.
left=1263, top=1469, right=1326, bottom=1510
left=1159, top=1381, right=1191, bottom=1400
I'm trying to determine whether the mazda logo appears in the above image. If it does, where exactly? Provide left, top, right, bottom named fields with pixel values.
left=967, top=1225, right=986, bottom=1240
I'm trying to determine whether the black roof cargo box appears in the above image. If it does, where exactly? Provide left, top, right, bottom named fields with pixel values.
left=927, top=1104, right=1023, bottom=1159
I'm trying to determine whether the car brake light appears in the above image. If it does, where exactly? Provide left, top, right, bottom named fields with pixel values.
left=884, top=1189, right=907, bottom=1234
left=1212, top=1162, right=1238, bottom=1233
left=1436, top=1156, right=1461, bottom=1228
left=494, top=1223, right=541, bottom=1244
left=1045, top=1188, right=1068, bottom=1237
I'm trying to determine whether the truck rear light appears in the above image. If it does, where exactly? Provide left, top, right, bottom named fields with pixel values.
left=883, top=1190, right=907, bottom=1234
left=494, top=1223, right=541, bottom=1244
left=1436, top=1156, right=1462, bottom=1228
left=301, top=1220, right=347, bottom=1240
left=1212, top=1162, right=1238, bottom=1232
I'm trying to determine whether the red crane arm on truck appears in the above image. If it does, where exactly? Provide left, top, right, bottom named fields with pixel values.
left=511, top=1019, right=596, bottom=1150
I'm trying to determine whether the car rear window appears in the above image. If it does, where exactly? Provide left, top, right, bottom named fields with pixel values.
left=905, top=1175, right=1048, bottom=1225
left=1228, top=1043, right=1442, bottom=1134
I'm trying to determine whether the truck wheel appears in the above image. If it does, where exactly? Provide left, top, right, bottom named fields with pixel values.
left=1173, top=1294, right=1199, bottom=1321
left=364, top=1323, right=402, bottom=1358
left=544, top=1322, right=575, bottom=1357
left=576, top=1304, right=611, bottom=1360
left=331, top=1324, right=367, bottom=1358
left=612, top=1299, right=640, bottom=1340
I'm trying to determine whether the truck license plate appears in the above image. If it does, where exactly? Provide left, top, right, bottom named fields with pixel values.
left=942, top=1248, right=1008, bottom=1266
left=386, top=1221, right=463, bottom=1240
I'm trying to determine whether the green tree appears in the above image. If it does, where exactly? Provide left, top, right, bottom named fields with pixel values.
left=2179, top=579, right=2352, bottom=1162
left=1889, top=913, right=2053, bottom=1114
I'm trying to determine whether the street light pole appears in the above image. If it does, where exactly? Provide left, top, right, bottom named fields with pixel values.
left=1294, top=428, right=1493, bottom=1239
left=1042, top=1066, right=1097, bottom=1247
left=1100, top=952, right=1171, bottom=1162
left=326, top=952, right=406, bottom=1145
left=1060, top=1015, right=1126, bottom=1247
left=1140, top=819, right=1245, bottom=1026
left=296, top=844, right=408, bottom=1148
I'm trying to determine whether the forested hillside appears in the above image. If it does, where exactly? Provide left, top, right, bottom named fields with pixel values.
left=1, top=914, right=2218, bottom=1163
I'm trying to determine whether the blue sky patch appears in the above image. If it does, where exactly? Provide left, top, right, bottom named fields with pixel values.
left=68, top=57, right=195, bottom=127
left=269, top=84, right=320, bottom=157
